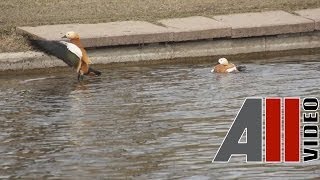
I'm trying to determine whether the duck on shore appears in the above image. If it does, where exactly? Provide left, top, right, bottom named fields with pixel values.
left=31, top=31, right=101, bottom=81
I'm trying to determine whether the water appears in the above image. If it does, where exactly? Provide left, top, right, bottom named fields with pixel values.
left=0, top=54, right=320, bottom=179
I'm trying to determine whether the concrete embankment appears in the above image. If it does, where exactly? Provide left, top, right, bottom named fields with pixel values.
left=1, top=9, right=320, bottom=71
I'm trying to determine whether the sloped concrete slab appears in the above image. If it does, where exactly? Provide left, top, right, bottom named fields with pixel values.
left=18, top=21, right=172, bottom=47
left=0, top=51, right=66, bottom=71
left=213, top=11, right=315, bottom=38
left=295, top=8, right=320, bottom=30
left=171, top=37, right=265, bottom=58
left=266, top=32, right=320, bottom=51
left=3, top=31, right=320, bottom=71
left=158, top=16, right=231, bottom=41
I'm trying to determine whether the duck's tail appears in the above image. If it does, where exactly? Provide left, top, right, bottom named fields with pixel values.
left=236, top=65, right=247, bottom=72
left=86, top=67, right=102, bottom=76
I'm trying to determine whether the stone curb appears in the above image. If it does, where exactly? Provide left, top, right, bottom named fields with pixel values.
left=2, top=31, right=320, bottom=71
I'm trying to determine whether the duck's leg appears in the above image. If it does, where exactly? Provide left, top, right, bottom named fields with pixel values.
left=76, top=59, right=84, bottom=81
left=78, top=70, right=84, bottom=81
left=76, top=60, right=82, bottom=74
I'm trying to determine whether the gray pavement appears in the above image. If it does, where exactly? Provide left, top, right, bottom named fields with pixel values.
left=18, top=9, right=318, bottom=47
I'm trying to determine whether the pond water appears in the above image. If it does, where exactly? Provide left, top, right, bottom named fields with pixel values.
left=0, top=54, right=320, bottom=179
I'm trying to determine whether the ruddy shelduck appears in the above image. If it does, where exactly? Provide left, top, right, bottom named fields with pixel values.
left=211, top=58, right=246, bottom=73
left=31, top=31, right=101, bottom=81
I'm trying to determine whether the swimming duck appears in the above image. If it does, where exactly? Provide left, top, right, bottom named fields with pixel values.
left=211, top=58, right=246, bottom=73
left=31, top=31, right=101, bottom=81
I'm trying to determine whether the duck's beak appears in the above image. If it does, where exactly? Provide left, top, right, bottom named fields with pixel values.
left=61, top=35, right=67, bottom=38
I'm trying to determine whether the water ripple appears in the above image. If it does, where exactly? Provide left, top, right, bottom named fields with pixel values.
left=0, top=54, right=320, bottom=179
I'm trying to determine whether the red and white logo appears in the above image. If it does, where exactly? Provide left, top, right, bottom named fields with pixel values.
left=213, top=97, right=319, bottom=163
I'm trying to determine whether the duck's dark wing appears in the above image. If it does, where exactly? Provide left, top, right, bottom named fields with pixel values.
left=30, top=40, right=80, bottom=68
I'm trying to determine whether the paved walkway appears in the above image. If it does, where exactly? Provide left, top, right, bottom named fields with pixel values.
left=18, top=9, right=320, bottom=48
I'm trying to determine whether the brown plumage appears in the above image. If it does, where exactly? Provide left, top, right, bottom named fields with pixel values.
left=64, top=32, right=92, bottom=76
left=211, top=58, right=245, bottom=73
left=213, top=63, right=237, bottom=73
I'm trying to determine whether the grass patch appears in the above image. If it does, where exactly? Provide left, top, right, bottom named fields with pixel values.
left=1, top=0, right=320, bottom=52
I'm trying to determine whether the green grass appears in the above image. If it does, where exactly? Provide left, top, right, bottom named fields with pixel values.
left=1, top=0, right=320, bottom=52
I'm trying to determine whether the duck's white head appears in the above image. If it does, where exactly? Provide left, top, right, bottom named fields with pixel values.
left=218, top=58, right=229, bottom=65
left=62, top=31, right=80, bottom=39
